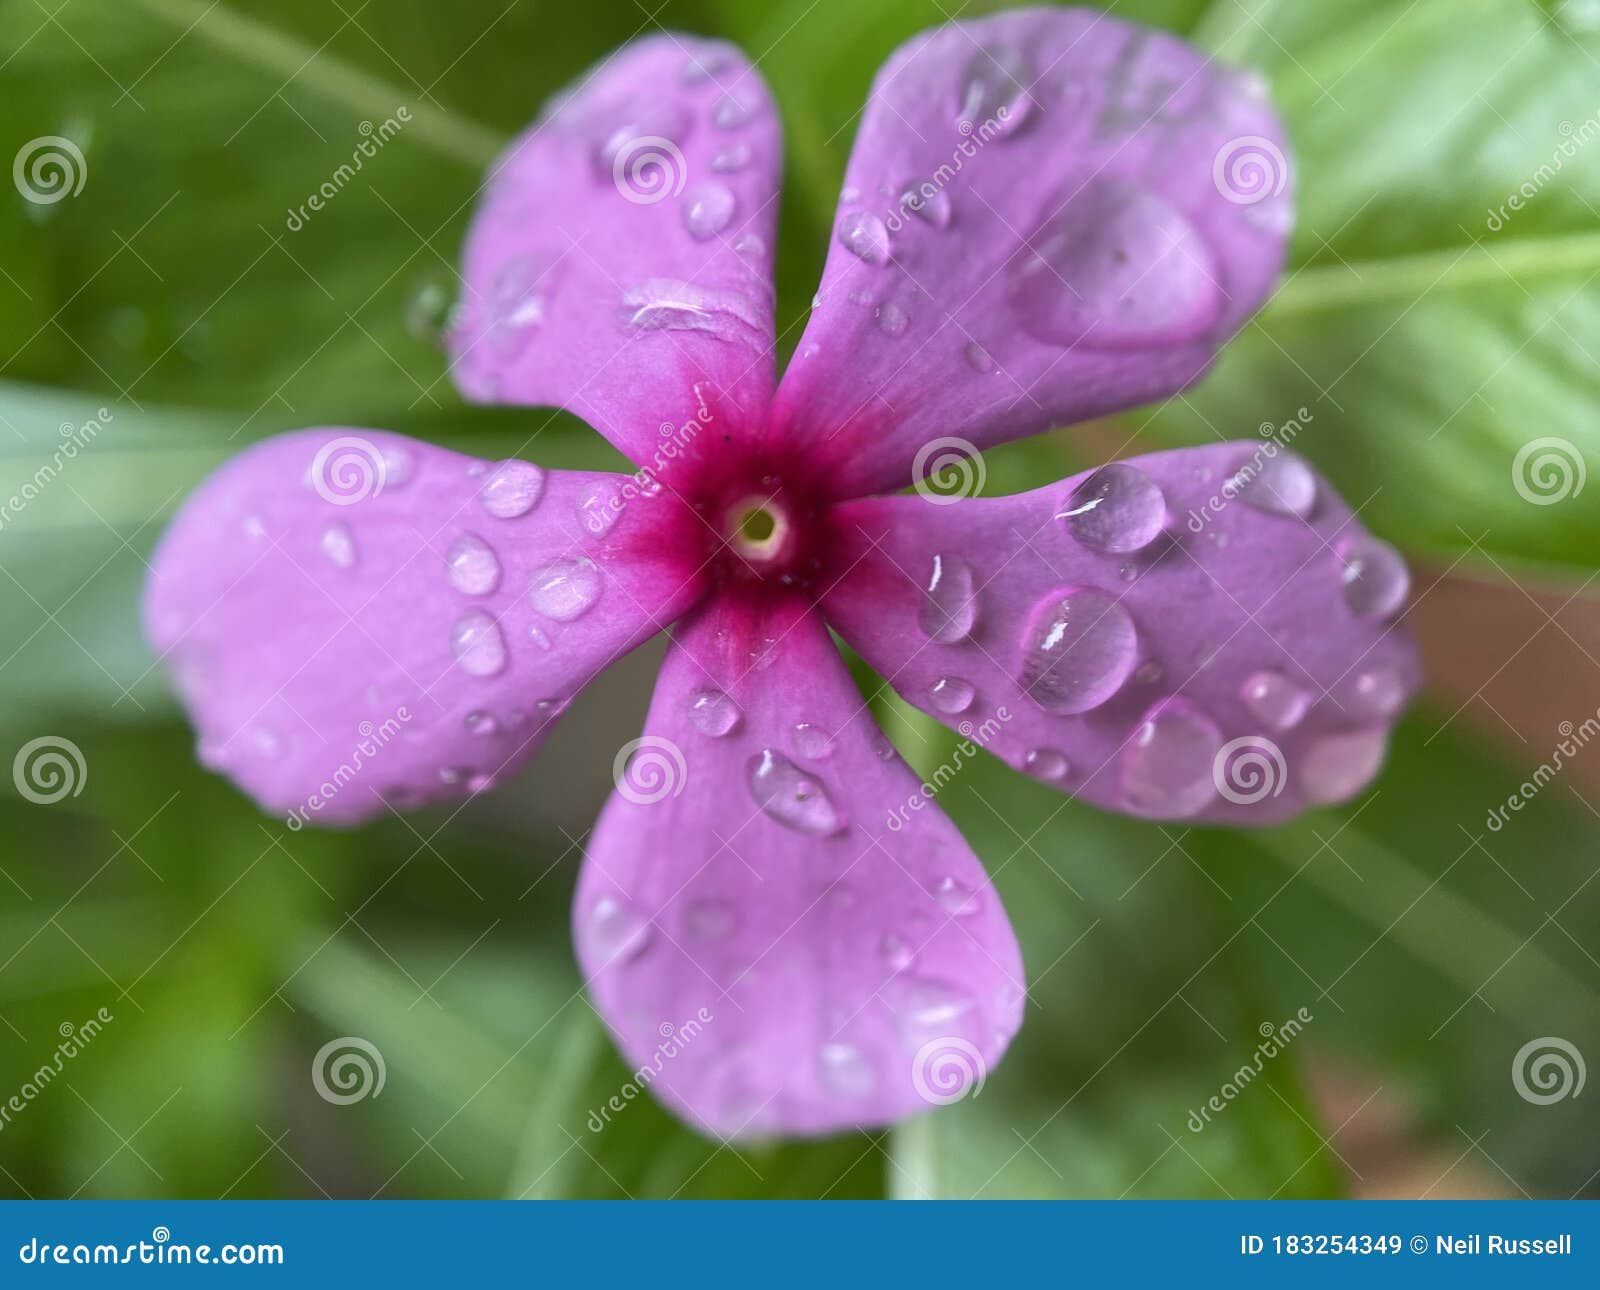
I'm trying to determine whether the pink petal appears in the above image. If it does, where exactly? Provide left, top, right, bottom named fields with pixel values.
left=770, top=10, right=1291, bottom=497
left=144, top=429, right=705, bottom=824
left=574, top=594, right=1025, bottom=1138
left=822, top=444, right=1419, bottom=825
left=450, top=34, right=781, bottom=472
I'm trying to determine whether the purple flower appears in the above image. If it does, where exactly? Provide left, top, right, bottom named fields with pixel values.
left=145, top=10, right=1419, bottom=1139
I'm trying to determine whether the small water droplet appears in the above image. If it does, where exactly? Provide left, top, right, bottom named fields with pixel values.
left=381, top=444, right=413, bottom=488
left=1300, top=729, right=1387, bottom=805
left=1348, top=664, right=1406, bottom=719
left=901, top=182, right=952, bottom=228
left=688, top=688, right=742, bottom=737
left=1134, top=660, right=1164, bottom=685
left=684, top=897, right=737, bottom=941
left=890, top=975, right=976, bottom=1034
left=1241, top=669, right=1310, bottom=731
left=791, top=722, right=835, bottom=759
left=466, top=772, right=494, bottom=793
left=450, top=610, right=507, bottom=677
left=1018, top=587, right=1139, bottom=714
left=837, top=210, right=890, bottom=265
left=872, top=733, right=896, bottom=761
left=881, top=934, right=915, bottom=972
left=1121, top=701, right=1222, bottom=818
left=465, top=710, right=498, bottom=736
left=445, top=533, right=501, bottom=596
left=1024, top=747, right=1070, bottom=781
left=586, top=895, right=654, bottom=965
left=1059, top=463, right=1166, bottom=553
left=479, top=460, right=545, bottom=518
left=746, top=748, right=843, bottom=836
left=876, top=300, right=909, bottom=335
left=251, top=726, right=282, bottom=758
left=1234, top=453, right=1317, bottom=519
left=682, top=182, right=736, bottom=239
left=711, top=142, right=750, bottom=172
left=1338, top=538, right=1409, bottom=619
left=530, top=557, right=602, bottom=621
left=817, top=1043, right=875, bottom=1097
left=929, top=676, right=975, bottom=714
left=528, top=624, right=552, bottom=651
left=244, top=515, right=267, bottom=540
left=577, top=479, right=623, bottom=536
left=713, top=94, right=754, bottom=129
left=933, top=876, right=981, bottom=917
left=956, top=44, right=1034, bottom=133
left=920, top=553, right=979, bottom=644
left=681, top=41, right=736, bottom=85
left=963, top=340, right=994, bottom=373
left=320, top=522, right=355, bottom=569
left=733, top=231, right=765, bottom=258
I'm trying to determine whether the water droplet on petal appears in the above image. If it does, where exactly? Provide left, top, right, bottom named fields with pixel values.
left=320, top=522, right=355, bottom=569
left=586, top=895, right=653, bottom=965
left=791, top=722, right=835, bottom=760
left=1121, top=701, right=1222, bottom=818
left=818, top=1043, right=875, bottom=1097
left=688, top=688, right=741, bottom=737
left=933, top=876, right=981, bottom=917
left=381, top=444, right=414, bottom=487
left=746, top=748, right=843, bottom=836
left=1234, top=453, right=1318, bottom=519
left=713, top=94, right=754, bottom=129
left=963, top=340, right=994, bottom=373
left=682, top=182, right=736, bottom=239
left=479, top=460, right=545, bottom=518
left=620, top=278, right=766, bottom=341
left=451, top=610, right=507, bottom=677
left=1348, top=664, right=1406, bottom=719
left=890, top=975, right=976, bottom=1035
left=1240, top=669, right=1310, bottom=731
left=251, top=726, right=282, bottom=758
left=877, top=300, right=909, bottom=335
left=837, top=210, right=890, bottom=265
left=684, top=897, right=737, bottom=941
left=929, top=676, right=975, bottom=714
left=530, top=557, right=601, bottom=621
left=528, top=624, right=552, bottom=651
left=445, top=533, right=501, bottom=596
left=577, top=479, right=623, bottom=536
left=881, top=934, right=915, bottom=972
left=920, top=553, right=979, bottom=644
left=733, top=231, right=765, bottom=259
left=711, top=142, right=750, bottom=172
left=1301, top=729, right=1387, bottom=805
left=1339, top=538, right=1409, bottom=618
left=956, top=44, right=1033, bottom=133
left=465, top=710, right=498, bottom=736
left=681, top=41, right=736, bottom=85
left=1059, top=462, right=1166, bottom=553
left=1024, top=747, right=1070, bottom=781
left=901, top=182, right=952, bottom=228
left=1018, top=588, right=1138, bottom=714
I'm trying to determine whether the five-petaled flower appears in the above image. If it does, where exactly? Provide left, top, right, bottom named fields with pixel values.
left=146, top=8, right=1419, bottom=1139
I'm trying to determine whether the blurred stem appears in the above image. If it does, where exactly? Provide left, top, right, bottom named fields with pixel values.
left=129, top=0, right=506, bottom=168
left=503, top=1005, right=606, bottom=1200
left=887, top=1114, right=939, bottom=1200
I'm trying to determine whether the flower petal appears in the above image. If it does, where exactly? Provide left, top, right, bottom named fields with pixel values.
left=821, top=443, right=1419, bottom=825
left=770, top=10, right=1291, bottom=497
left=144, top=429, right=705, bottom=824
left=450, top=34, right=782, bottom=470
left=574, top=594, right=1025, bottom=1138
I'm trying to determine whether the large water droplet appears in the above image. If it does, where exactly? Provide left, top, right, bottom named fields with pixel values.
left=586, top=895, right=653, bottom=965
left=620, top=278, right=766, bottom=341
left=1059, top=462, right=1166, bottom=553
left=817, top=1043, right=875, bottom=1097
left=929, top=676, right=975, bottom=714
left=1338, top=538, right=1409, bottom=618
left=682, top=182, right=736, bottom=239
left=479, top=460, right=545, bottom=518
left=956, top=44, right=1034, bottom=133
left=1121, top=701, right=1222, bottom=818
left=920, top=553, right=978, bottom=644
left=890, top=975, right=976, bottom=1035
left=451, top=610, right=507, bottom=677
left=445, top=533, right=501, bottom=596
left=791, top=722, right=835, bottom=760
left=837, top=210, right=890, bottom=265
left=529, top=557, right=601, bottom=621
left=1018, top=588, right=1138, bottom=714
left=1240, top=669, right=1310, bottom=731
left=1301, top=729, right=1387, bottom=805
left=688, top=688, right=741, bottom=737
left=900, top=181, right=952, bottom=229
left=1234, top=453, right=1317, bottom=519
left=1024, top=747, right=1070, bottom=781
left=746, top=748, right=843, bottom=836
left=1010, top=180, right=1220, bottom=350
left=320, top=522, right=355, bottom=569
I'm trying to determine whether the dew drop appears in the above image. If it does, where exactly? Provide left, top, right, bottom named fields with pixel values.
left=1234, top=453, right=1318, bottom=519
left=920, top=553, right=978, bottom=644
left=682, top=182, right=736, bottom=239
left=1301, top=729, right=1387, bottom=805
left=817, top=1043, right=875, bottom=1097
left=1059, top=462, right=1166, bottom=553
left=620, top=278, right=766, bottom=341
left=465, top=710, right=498, bottom=736
left=688, top=688, right=741, bottom=737
left=528, top=624, right=553, bottom=651
left=381, top=444, right=414, bottom=487
left=933, top=875, right=981, bottom=918
left=1338, top=538, right=1410, bottom=619
left=320, top=522, right=355, bottom=569
left=450, top=610, right=507, bottom=677
left=890, top=975, right=976, bottom=1034
left=577, top=479, right=623, bottom=536
left=445, top=533, right=501, bottom=596
left=479, top=459, right=545, bottom=518
left=746, top=748, right=844, bottom=836
left=1240, top=669, right=1310, bottom=731
left=901, top=182, right=952, bottom=229
left=586, top=895, right=653, bottom=965
left=713, top=94, right=754, bottom=129
left=1121, top=701, right=1223, bottom=818
left=877, top=300, right=909, bottom=335
left=680, top=41, right=736, bottom=85
left=1348, top=664, right=1406, bottom=719
left=1018, top=588, right=1138, bottom=714
left=963, top=340, right=994, bottom=374
left=929, top=676, right=975, bottom=714
left=881, top=934, right=915, bottom=972
left=956, top=44, right=1033, bottom=133
left=1024, top=747, right=1070, bottom=781
left=791, top=722, right=835, bottom=760
left=837, top=210, right=891, bottom=265
left=711, top=142, right=750, bottom=172
left=530, top=557, right=601, bottom=621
